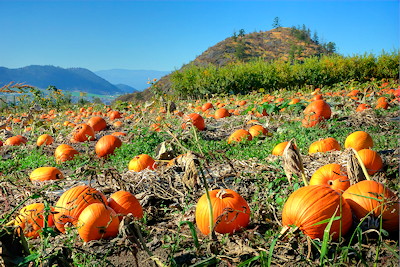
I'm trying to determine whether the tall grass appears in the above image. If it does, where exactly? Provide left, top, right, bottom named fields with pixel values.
left=170, top=51, right=399, bottom=97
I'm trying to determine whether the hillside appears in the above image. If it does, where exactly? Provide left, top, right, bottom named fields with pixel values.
left=95, top=69, right=171, bottom=91
left=126, top=27, right=332, bottom=101
left=0, top=65, right=124, bottom=95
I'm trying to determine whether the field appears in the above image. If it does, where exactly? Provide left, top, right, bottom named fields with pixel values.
left=0, top=79, right=399, bottom=266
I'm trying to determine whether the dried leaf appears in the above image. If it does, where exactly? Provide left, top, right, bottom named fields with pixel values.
left=282, top=139, right=306, bottom=185
left=176, top=152, right=199, bottom=190
left=154, top=141, right=175, bottom=160
left=346, top=148, right=367, bottom=183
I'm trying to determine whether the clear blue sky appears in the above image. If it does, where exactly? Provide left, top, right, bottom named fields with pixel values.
left=0, top=0, right=398, bottom=72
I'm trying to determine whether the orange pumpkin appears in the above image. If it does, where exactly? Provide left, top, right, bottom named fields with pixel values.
left=182, top=113, right=205, bottom=131
left=128, top=154, right=157, bottom=172
left=30, top=167, right=64, bottom=182
left=55, top=144, right=79, bottom=163
left=4, top=135, right=27, bottom=146
left=36, top=134, right=54, bottom=146
left=375, top=97, right=389, bottom=109
left=195, top=189, right=250, bottom=235
left=71, top=123, right=95, bottom=143
left=357, top=149, right=383, bottom=175
left=53, top=185, right=107, bottom=233
left=344, top=131, right=373, bottom=151
left=77, top=203, right=120, bottom=242
left=309, top=164, right=350, bottom=193
left=14, top=203, right=54, bottom=238
left=356, top=103, right=371, bottom=112
left=272, top=141, right=298, bottom=156
left=87, top=116, right=107, bottom=132
left=227, top=129, right=252, bottom=144
left=304, top=100, right=331, bottom=120
left=108, top=191, right=143, bottom=220
left=248, top=125, right=268, bottom=138
left=201, top=102, right=213, bottom=112
left=214, top=108, right=231, bottom=119
left=282, top=185, right=352, bottom=240
left=109, top=110, right=122, bottom=120
left=95, top=135, right=122, bottom=158
left=343, top=180, right=399, bottom=232
left=309, top=137, right=341, bottom=154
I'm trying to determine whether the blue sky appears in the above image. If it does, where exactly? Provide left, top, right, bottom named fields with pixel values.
left=0, top=0, right=398, bottom=72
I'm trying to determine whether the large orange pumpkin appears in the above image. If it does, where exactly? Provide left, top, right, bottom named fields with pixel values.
left=36, top=134, right=54, bottom=146
left=195, top=189, right=250, bottom=235
left=357, top=149, right=383, bottom=175
left=248, top=125, right=268, bottom=138
left=53, top=185, right=107, bottom=233
left=344, top=131, right=373, bottom=151
left=71, top=123, right=95, bottom=143
left=128, top=154, right=157, bottom=172
left=30, top=167, right=64, bottom=182
left=343, top=180, right=399, bottom=232
left=227, top=129, right=252, bottom=144
left=304, top=100, right=331, bottom=119
left=282, top=185, right=352, bottom=240
left=55, top=144, right=79, bottom=163
left=309, top=137, right=341, bottom=154
left=14, top=203, right=54, bottom=238
left=95, top=135, right=122, bottom=158
left=4, top=135, right=27, bottom=146
left=77, top=203, right=120, bottom=242
left=214, top=108, right=231, bottom=119
left=309, top=164, right=350, bottom=193
left=201, top=102, right=213, bottom=112
left=108, top=191, right=143, bottom=220
left=87, top=116, right=107, bottom=132
left=182, top=113, right=205, bottom=131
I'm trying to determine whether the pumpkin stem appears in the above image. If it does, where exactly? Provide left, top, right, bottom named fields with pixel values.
left=216, top=189, right=227, bottom=199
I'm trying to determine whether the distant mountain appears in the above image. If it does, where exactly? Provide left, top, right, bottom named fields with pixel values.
left=0, top=65, right=124, bottom=95
left=94, top=69, right=171, bottom=91
left=114, top=83, right=138, bottom=93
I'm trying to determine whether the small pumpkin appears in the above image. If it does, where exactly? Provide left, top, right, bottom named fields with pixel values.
left=182, top=113, right=205, bottom=131
left=71, top=123, right=95, bottom=143
left=272, top=141, right=297, bottom=156
left=214, top=108, right=231, bottom=119
left=248, top=125, right=268, bottom=138
left=201, top=102, right=213, bottom=111
left=128, top=154, right=157, bottom=172
left=87, top=116, right=107, bottom=132
left=95, top=135, right=122, bottom=158
left=14, top=203, right=54, bottom=238
left=4, top=135, right=28, bottom=146
left=195, top=189, right=250, bottom=235
left=108, top=191, right=143, bottom=220
left=109, top=110, right=122, bottom=120
left=36, top=134, right=54, bottom=146
left=53, top=185, right=107, bottom=233
left=343, top=180, right=399, bottom=232
left=282, top=185, right=352, bottom=240
left=356, top=103, right=371, bottom=112
left=344, top=131, right=373, bottom=151
left=77, top=203, right=120, bottom=242
left=357, top=149, right=383, bottom=175
left=55, top=144, right=79, bottom=163
left=309, top=137, right=341, bottom=154
left=309, top=164, right=350, bottom=193
left=30, top=167, right=64, bottom=182
left=227, top=129, right=252, bottom=144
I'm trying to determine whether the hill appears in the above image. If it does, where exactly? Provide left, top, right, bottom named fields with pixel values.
left=95, top=69, right=171, bottom=91
left=0, top=65, right=124, bottom=95
left=126, top=27, right=334, bottom=101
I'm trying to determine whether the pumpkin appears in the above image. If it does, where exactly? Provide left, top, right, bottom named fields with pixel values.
left=201, top=102, right=213, bottom=112
left=30, top=167, right=64, bottom=182
left=272, top=141, right=298, bottom=156
left=357, top=149, right=383, bottom=175
left=54, top=144, right=79, bottom=163
left=77, top=203, right=120, bottom=242
left=14, top=203, right=54, bottom=238
left=109, top=110, right=122, bottom=120
left=128, top=154, right=157, bottom=172
left=195, top=189, right=250, bottom=235
left=36, top=134, right=54, bottom=146
left=302, top=113, right=323, bottom=128
left=71, top=123, right=95, bottom=143
left=214, top=108, right=231, bottom=119
left=304, top=100, right=331, bottom=120
left=282, top=185, right=352, bottom=240
left=182, top=113, right=205, bottom=131
left=309, top=164, right=350, bottom=193
left=87, top=116, right=107, bottom=132
left=111, top=131, right=127, bottom=137
left=343, top=180, right=399, bottom=232
left=95, top=135, right=122, bottom=158
left=344, top=131, right=373, bottom=151
left=375, top=97, right=389, bottom=109
left=108, top=191, right=143, bottom=220
left=356, top=103, right=371, bottom=112
left=53, top=185, right=107, bottom=233
left=309, top=137, right=341, bottom=154
left=227, top=129, right=252, bottom=144
left=4, top=135, right=27, bottom=146
left=248, top=125, right=268, bottom=138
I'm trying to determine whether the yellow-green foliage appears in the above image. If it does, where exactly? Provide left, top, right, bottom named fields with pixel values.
left=170, top=51, right=399, bottom=97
